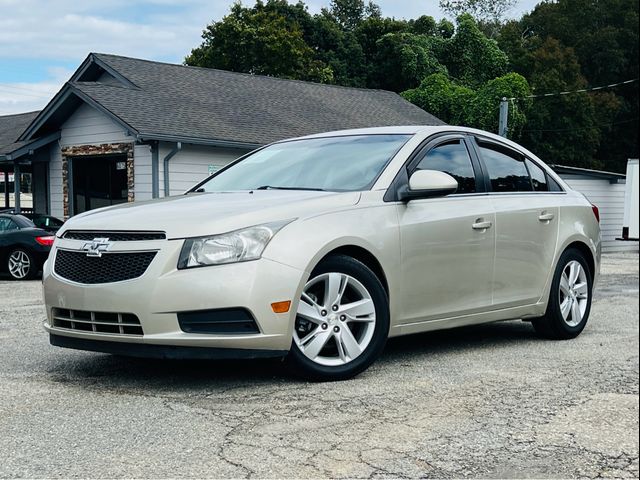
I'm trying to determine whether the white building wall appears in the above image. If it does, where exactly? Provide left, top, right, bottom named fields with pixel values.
left=49, top=102, right=135, bottom=216
left=48, top=142, right=64, bottom=218
left=59, top=102, right=131, bottom=147
left=157, top=142, right=248, bottom=196
left=561, top=175, right=638, bottom=253
left=133, top=143, right=153, bottom=201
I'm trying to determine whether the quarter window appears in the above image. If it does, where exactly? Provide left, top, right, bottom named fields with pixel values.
left=526, top=159, right=548, bottom=192
left=415, top=140, right=477, bottom=194
left=478, top=143, right=532, bottom=192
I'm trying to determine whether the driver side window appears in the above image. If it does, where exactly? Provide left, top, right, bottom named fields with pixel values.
left=414, top=140, right=477, bottom=194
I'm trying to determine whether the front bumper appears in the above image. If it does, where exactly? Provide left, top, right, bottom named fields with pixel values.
left=43, top=238, right=307, bottom=354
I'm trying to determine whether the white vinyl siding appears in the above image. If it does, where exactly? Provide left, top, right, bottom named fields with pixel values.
left=48, top=143, right=64, bottom=218
left=134, top=144, right=153, bottom=201
left=560, top=175, right=638, bottom=253
left=157, top=143, right=249, bottom=196
left=60, top=103, right=131, bottom=147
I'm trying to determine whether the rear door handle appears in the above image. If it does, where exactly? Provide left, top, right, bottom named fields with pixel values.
left=472, top=219, right=493, bottom=230
left=538, top=212, right=555, bottom=222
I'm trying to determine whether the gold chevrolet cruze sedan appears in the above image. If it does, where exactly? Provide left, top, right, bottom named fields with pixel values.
left=43, top=126, right=601, bottom=380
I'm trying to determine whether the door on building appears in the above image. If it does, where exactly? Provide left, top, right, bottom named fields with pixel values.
left=72, top=155, right=128, bottom=215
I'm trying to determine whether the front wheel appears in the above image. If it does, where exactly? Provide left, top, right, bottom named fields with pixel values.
left=7, top=248, right=37, bottom=280
left=288, top=255, right=390, bottom=381
left=532, top=248, right=593, bottom=339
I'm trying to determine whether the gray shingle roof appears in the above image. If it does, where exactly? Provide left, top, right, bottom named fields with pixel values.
left=0, top=111, right=41, bottom=156
left=67, top=53, right=444, bottom=146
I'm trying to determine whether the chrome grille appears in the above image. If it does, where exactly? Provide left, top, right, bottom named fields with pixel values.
left=63, top=231, right=166, bottom=241
left=52, top=308, right=143, bottom=335
left=54, top=250, right=157, bottom=284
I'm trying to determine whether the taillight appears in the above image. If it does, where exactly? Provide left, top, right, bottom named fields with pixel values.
left=35, top=236, right=55, bottom=246
left=591, top=204, right=600, bottom=223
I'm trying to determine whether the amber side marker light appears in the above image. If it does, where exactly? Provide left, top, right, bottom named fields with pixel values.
left=271, top=301, right=291, bottom=313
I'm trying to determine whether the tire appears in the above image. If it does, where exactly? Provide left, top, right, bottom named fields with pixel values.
left=287, top=255, right=390, bottom=381
left=532, top=248, right=593, bottom=340
left=7, top=248, right=38, bottom=280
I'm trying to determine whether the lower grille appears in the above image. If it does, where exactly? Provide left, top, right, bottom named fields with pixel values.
left=178, top=308, right=260, bottom=334
left=52, top=308, right=143, bottom=335
left=54, top=249, right=156, bottom=284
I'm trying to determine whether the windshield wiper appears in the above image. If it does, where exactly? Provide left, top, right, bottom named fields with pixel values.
left=254, top=185, right=326, bottom=191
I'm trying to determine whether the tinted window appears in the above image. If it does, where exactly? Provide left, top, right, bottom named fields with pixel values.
left=415, top=140, right=476, bottom=194
left=479, top=143, right=532, bottom=192
left=526, top=159, right=548, bottom=191
left=0, top=218, right=18, bottom=232
left=547, top=175, right=563, bottom=191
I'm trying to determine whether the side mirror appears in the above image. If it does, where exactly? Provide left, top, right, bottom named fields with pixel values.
left=399, top=170, right=458, bottom=202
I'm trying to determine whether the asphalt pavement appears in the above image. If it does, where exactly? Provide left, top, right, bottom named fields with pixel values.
left=0, top=253, right=638, bottom=478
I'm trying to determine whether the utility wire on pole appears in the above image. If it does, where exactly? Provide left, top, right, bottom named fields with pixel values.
left=497, top=78, right=638, bottom=139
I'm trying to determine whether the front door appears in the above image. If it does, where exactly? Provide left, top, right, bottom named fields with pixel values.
left=396, top=136, right=495, bottom=323
left=72, top=155, right=128, bottom=215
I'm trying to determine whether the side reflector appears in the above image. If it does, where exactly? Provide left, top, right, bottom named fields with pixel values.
left=271, top=301, right=291, bottom=314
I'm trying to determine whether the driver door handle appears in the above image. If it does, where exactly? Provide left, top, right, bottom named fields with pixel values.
left=538, top=212, right=555, bottom=222
left=472, top=219, right=493, bottom=230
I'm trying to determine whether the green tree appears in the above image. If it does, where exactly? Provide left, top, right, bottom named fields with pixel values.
left=371, top=33, right=447, bottom=91
left=439, top=0, right=518, bottom=23
left=402, top=72, right=530, bottom=137
left=498, top=0, right=638, bottom=171
left=326, top=0, right=380, bottom=31
left=186, top=1, right=331, bottom=82
left=442, top=14, right=508, bottom=88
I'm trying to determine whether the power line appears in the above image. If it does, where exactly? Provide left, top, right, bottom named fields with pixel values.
left=522, top=117, right=638, bottom=133
left=508, top=78, right=638, bottom=101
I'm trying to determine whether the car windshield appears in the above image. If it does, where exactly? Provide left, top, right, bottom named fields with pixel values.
left=195, top=134, right=411, bottom=193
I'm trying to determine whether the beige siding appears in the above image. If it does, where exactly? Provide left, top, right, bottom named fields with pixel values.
left=158, top=143, right=248, bottom=196
left=60, top=102, right=131, bottom=147
left=561, top=176, right=638, bottom=253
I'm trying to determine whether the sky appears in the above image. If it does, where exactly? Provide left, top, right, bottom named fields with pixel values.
left=0, top=0, right=539, bottom=115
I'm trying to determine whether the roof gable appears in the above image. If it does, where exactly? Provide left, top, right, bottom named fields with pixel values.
left=21, top=52, right=445, bottom=146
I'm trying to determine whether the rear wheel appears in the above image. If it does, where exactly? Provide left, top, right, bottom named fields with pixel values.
left=7, top=248, right=37, bottom=280
left=532, top=248, right=593, bottom=339
left=288, top=255, right=389, bottom=381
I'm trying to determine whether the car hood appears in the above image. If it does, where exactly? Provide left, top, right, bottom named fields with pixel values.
left=59, top=191, right=361, bottom=239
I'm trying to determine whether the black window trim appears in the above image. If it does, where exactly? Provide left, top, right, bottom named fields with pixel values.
left=383, top=132, right=487, bottom=202
left=469, top=135, right=566, bottom=195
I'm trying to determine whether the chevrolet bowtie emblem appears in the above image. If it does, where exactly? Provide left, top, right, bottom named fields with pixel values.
left=82, top=238, right=112, bottom=257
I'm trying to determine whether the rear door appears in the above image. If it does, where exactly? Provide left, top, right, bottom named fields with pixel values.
left=472, top=138, right=560, bottom=307
left=396, top=135, right=496, bottom=323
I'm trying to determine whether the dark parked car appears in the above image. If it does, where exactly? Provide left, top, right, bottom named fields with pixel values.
left=0, top=214, right=55, bottom=280
left=21, top=213, right=65, bottom=232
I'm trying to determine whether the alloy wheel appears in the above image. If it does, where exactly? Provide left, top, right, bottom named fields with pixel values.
left=294, top=272, right=376, bottom=367
left=559, top=260, right=589, bottom=327
left=8, top=250, right=31, bottom=280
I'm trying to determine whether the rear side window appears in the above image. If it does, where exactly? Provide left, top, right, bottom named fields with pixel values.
left=478, top=143, right=532, bottom=192
left=525, top=159, right=548, bottom=191
left=415, top=140, right=477, bottom=194
left=0, top=218, right=18, bottom=231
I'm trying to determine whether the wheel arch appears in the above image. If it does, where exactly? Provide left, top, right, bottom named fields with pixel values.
left=311, top=245, right=390, bottom=296
left=563, top=240, right=596, bottom=281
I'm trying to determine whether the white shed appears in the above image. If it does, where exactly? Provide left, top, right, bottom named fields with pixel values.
left=552, top=165, right=638, bottom=253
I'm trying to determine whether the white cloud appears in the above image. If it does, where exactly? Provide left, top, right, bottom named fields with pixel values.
left=0, top=67, right=72, bottom=115
left=0, top=0, right=228, bottom=62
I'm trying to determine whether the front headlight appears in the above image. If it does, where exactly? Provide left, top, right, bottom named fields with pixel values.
left=177, top=220, right=293, bottom=269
